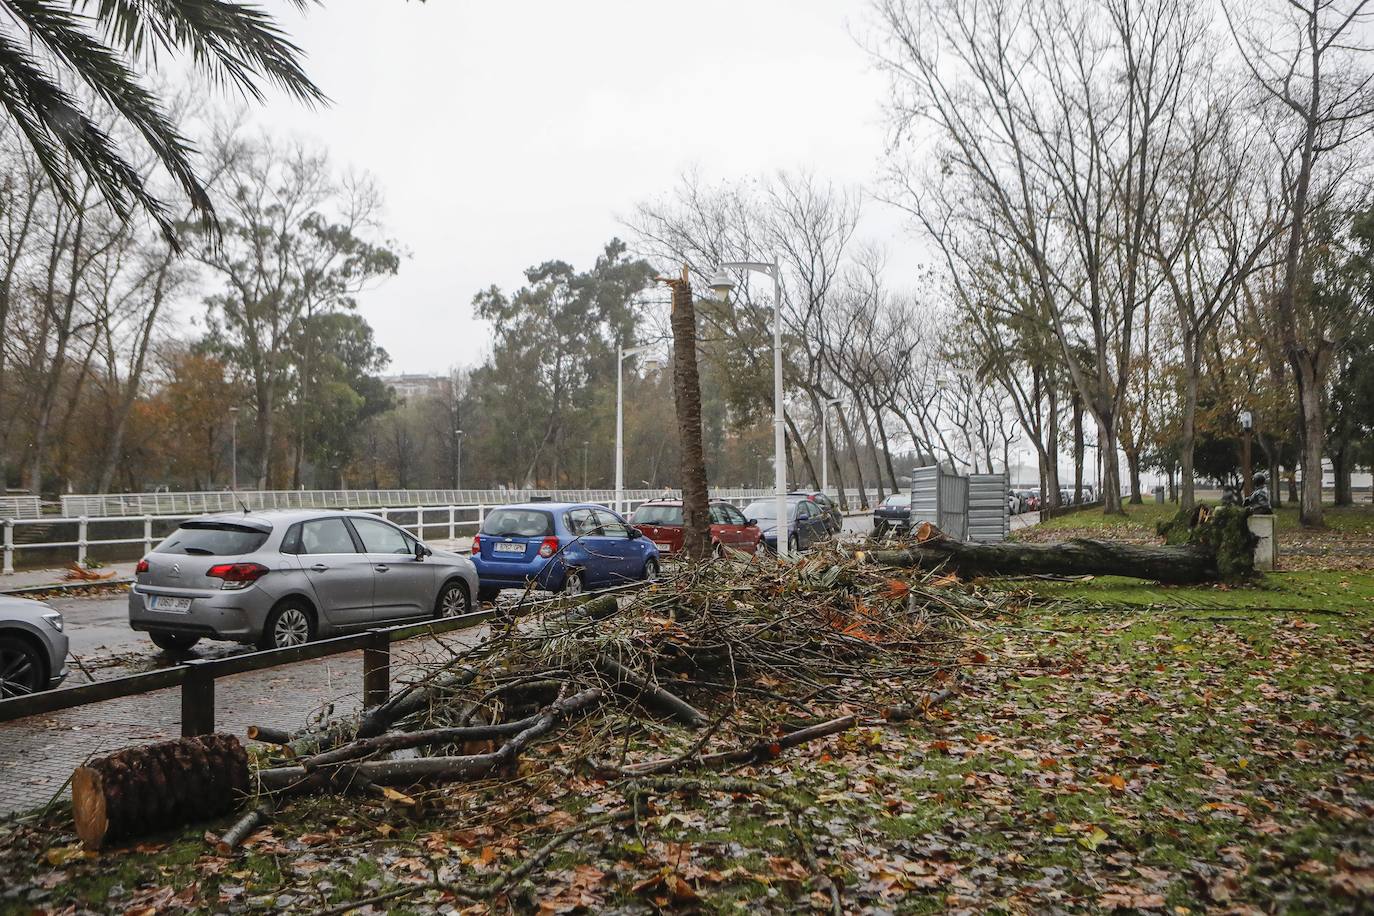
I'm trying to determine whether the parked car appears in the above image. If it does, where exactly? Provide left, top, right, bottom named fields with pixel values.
left=873, top=492, right=912, bottom=536
left=0, top=596, right=67, bottom=698
left=1020, top=490, right=1041, bottom=511
left=630, top=500, right=762, bottom=556
left=129, top=509, right=479, bottom=653
left=787, top=491, right=843, bottom=533
left=472, top=503, right=660, bottom=600
left=743, top=496, right=831, bottom=553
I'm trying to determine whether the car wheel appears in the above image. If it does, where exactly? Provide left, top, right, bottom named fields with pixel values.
left=755, top=537, right=767, bottom=554
left=260, top=601, right=314, bottom=650
left=789, top=534, right=800, bottom=553
left=0, top=635, right=46, bottom=698
left=149, top=631, right=200, bottom=656
left=435, top=579, right=471, bottom=618
left=563, top=570, right=585, bottom=596
left=643, top=557, right=661, bottom=581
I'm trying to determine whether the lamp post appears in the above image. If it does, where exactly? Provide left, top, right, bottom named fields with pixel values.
left=616, top=344, right=659, bottom=515
left=1239, top=410, right=1254, bottom=498
left=582, top=440, right=589, bottom=490
left=709, top=259, right=789, bottom=557
left=228, top=406, right=239, bottom=490
left=821, top=397, right=842, bottom=496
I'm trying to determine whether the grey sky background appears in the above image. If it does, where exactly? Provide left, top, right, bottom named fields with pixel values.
left=235, top=0, right=920, bottom=374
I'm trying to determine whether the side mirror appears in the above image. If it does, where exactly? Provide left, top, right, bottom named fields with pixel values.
left=747, top=518, right=757, bottom=526
left=416, top=543, right=432, bottom=560
left=627, top=528, right=642, bottom=539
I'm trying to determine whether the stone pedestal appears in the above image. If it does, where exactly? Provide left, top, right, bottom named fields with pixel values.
left=1248, top=514, right=1277, bottom=571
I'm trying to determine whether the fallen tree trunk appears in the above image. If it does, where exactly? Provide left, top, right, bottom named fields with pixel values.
left=865, top=538, right=1219, bottom=585
left=72, top=734, right=249, bottom=850
left=595, top=656, right=707, bottom=728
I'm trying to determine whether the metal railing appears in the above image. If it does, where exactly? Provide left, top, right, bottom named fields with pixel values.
left=60, top=488, right=775, bottom=518
left=0, top=496, right=40, bottom=519
left=3, top=492, right=773, bottom=574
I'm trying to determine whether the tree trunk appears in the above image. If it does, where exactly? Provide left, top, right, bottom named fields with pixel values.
left=666, top=269, right=710, bottom=559
left=1126, top=449, right=1142, bottom=506
left=1072, top=391, right=1084, bottom=503
left=834, top=408, right=869, bottom=510
left=1332, top=448, right=1351, bottom=506
left=1098, top=415, right=1125, bottom=515
left=72, top=734, right=249, bottom=850
left=782, top=410, right=820, bottom=491
left=873, top=405, right=901, bottom=492
left=854, top=399, right=886, bottom=502
left=1295, top=357, right=1326, bottom=526
left=867, top=539, right=1219, bottom=585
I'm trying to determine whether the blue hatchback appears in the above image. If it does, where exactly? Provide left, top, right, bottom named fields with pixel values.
left=471, top=502, right=661, bottom=601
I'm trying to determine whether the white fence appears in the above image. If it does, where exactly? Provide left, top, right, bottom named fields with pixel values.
left=4, top=489, right=774, bottom=574
left=0, top=497, right=41, bottom=519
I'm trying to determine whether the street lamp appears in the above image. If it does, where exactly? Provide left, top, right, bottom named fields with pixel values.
left=616, top=344, right=660, bottom=514
left=709, top=259, right=790, bottom=557
left=1239, top=410, right=1254, bottom=497
left=228, top=406, right=239, bottom=490
left=820, top=397, right=843, bottom=496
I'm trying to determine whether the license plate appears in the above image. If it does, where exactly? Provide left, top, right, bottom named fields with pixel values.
left=654, top=543, right=673, bottom=552
left=493, top=542, right=526, bottom=554
left=150, top=595, right=192, bottom=613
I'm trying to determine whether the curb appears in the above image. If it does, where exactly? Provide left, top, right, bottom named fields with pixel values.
left=0, top=577, right=133, bottom=597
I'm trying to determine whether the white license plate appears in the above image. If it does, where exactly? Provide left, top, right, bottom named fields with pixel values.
left=150, top=595, right=192, bottom=613
left=493, top=542, right=526, bottom=554
left=654, top=543, right=673, bottom=552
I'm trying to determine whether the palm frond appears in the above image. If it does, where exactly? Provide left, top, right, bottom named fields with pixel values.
left=84, top=0, right=326, bottom=105
left=0, top=0, right=325, bottom=242
left=0, top=24, right=172, bottom=231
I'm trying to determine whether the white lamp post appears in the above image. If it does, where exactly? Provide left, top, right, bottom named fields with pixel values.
left=821, top=397, right=842, bottom=495
left=616, top=344, right=659, bottom=515
left=709, top=259, right=790, bottom=557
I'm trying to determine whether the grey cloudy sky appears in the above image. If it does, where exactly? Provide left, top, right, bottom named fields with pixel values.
left=243, top=0, right=913, bottom=374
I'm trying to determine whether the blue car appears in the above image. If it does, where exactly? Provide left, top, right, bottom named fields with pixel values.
left=873, top=492, right=912, bottom=535
left=471, top=502, right=660, bottom=601
left=743, top=495, right=832, bottom=553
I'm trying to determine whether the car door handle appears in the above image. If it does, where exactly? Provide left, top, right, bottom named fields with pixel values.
left=375, top=564, right=389, bottom=573
left=310, top=563, right=328, bottom=572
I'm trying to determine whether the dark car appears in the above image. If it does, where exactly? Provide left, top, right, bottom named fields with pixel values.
left=630, top=500, right=763, bottom=556
left=788, top=491, right=843, bottom=533
left=873, top=492, right=912, bottom=536
left=471, top=503, right=660, bottom=600
left=743, top=496, right=831, bottom=553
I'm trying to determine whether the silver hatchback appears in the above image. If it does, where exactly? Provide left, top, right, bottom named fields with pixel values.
left=0, top=595, right=68, bottom=698
left=129, top=509, right=479, bottom=652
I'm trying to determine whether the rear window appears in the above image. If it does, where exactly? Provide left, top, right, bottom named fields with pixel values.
left=633, top=505, right=683, bottom=526
left=157, top=523, right=269, bottom=556
left=482, top=508, right=554, bottom=538
left=883, top=494, right=911, bottom=508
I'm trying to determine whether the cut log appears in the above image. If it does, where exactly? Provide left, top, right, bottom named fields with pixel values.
left=865, top=538, right=1219, bottom=585
left=246, top=725, right=291, bottom=746
left=72, top=734, right=249, bottom=850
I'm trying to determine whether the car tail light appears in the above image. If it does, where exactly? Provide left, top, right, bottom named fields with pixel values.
left=538, top=537, right=560, bottom=558
left=471, top=533, right=482, bottom=554
left=135, top=559, right=149, bottom=574
left=206, top=561, right=269, bottom=590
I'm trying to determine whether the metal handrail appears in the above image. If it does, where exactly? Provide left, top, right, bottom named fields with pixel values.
left=0, top=581, right=645, bottom=737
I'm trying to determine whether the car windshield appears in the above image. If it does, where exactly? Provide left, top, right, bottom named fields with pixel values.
left=481, top=508, right=554, bottom=538
left=157, top=522, right=269, bottom=556
left=744, top=501, right=794, bottom=521
left=883, top=494, right=911, bottom=507
left=633, top=505, right=683, bottom=526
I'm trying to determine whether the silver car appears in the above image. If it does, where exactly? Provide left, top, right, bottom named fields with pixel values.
left=0, top=595, right=68, bottom=698
left=129, top=509, right=479, bottom=653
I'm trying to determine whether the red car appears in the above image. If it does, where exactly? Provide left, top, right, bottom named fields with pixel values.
left=630, top=500, right=763, bottom=556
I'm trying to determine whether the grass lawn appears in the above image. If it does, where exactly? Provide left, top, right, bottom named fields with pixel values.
left=1030, top=501, right=1374, bottom=537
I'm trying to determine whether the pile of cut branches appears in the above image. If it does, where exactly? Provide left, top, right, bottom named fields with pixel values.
left=68, top=547, right=1001, bottom=911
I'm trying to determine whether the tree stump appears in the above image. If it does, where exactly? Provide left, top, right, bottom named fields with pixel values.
left=72, top=733, right=249, bottom=850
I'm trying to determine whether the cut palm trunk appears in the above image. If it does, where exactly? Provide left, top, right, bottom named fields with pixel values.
left=72, top=734, right=249, bottom=851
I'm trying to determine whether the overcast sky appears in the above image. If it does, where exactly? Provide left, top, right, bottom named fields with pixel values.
left=231, top=0, right=915, bottom=375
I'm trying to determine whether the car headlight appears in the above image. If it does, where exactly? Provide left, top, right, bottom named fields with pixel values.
left=41, top=611, right=64, bottom=632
